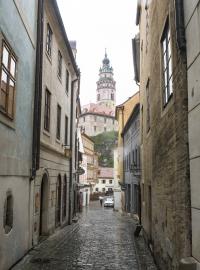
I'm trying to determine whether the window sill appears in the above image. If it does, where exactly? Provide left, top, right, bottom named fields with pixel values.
left=56, top=138, right=61, bottom=144
left=0, top=111, right=15, bottom=130
left=161, top=94, right=174, bottom=118
left=43, top=129, right=51, bottom=138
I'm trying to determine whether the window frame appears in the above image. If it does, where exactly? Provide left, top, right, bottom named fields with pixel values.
left=0, top=39, right=17, bottom=120
left=161, top=19, right=173, bottom=107
left=44, top=88, right=51, bottom=132
left=64, top=115, right=68, bottom=145
left=66, top=69, right=69, bottom=93
left=56, top=104, right=61, bottom=140
left=146, top=78, right=150, bottom=132
left=58, top=50, right=62, bottom=79
left=46, top=23, right=53, bottom=58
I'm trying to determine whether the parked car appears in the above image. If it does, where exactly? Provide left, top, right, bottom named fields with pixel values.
left=104, top=197, right=114, bottom=207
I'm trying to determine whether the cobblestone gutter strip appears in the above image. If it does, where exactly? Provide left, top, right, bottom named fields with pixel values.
left=134, top=231, right=158, bottom=270
left=11, top=221, right=79, bottom=269
left=119, top=212, right=157, bottom=270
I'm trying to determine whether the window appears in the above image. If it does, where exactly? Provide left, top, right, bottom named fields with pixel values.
left=102, top=188, right=105, bottom=192
left=102, top=180, right=106, bottom=184
left=146, top=79, right=150, bottom=132
left=56, top=104, right=61, bottom=140
left=83, top=116, right=85, bottom=122
left=95, top=188, right=99, bottom=192
left=58, top=50, right=62, bottom=78
left=104, top=127, right=107, bottom=132
left=109, top=180, right=112, bottom=184
left=66, top=69, right=69, bottom=93
left=64, top=116, right=68, bottom=145
left=161, top=20, right=173, bottom=106
left=94, top=126, right=96, bottom=132
left=111, top=93, right=114, bottom=100
left=97, top=94, right=100, bottom=101
left=3, top=191, right=13, bottom=234
left=135, top=148, right=138, bottom=166
left=0, top=41, right=17, bottom=119
left=104, top=117, right=106, bottom=123
left=44, top=89, right=51, bottom=131
left=46, top=23, right=53, bottom=57
left=94, top=116, right=97, bottom=122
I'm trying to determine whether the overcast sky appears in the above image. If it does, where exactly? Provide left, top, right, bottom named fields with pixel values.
left=57, top=0, right=139, bottom=106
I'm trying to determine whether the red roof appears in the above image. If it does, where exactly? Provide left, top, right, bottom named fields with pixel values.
left=82, top=103, right=115, bottom=117
left=98, top=167, right=114, bottom=178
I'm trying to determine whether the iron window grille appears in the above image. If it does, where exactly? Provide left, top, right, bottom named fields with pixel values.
left=161, top=20, right=173, bottom=106
left=46, top=23, right=53, bottom=57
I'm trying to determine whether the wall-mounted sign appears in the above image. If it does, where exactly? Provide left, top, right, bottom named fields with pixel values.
left=77, top=167, right=85, bottom=175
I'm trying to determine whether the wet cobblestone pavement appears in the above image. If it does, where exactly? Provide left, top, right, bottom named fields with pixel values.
left=12, top=202, right=157, bottom=270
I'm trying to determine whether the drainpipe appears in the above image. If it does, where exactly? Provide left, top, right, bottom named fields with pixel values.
left=175, top=0, right=186, bottom=53
left=29, top=0, right=44, bottom=248
left=69, top=78, right=78, bottom=224
left=31, top=0, right=44, bottom=179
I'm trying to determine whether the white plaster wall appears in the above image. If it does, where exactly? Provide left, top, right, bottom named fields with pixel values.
left=33, top=1, right=77, bottom=243
left=79, top=114, right=117, bottom=136
left=0, top=177, right=30, bottom=270
left=33, top=150, right=70, bottom=243
left=93, top=178, right=114, bottom=193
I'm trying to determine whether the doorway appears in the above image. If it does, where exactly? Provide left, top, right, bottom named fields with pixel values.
left=39, top=174, right=49, bottom=236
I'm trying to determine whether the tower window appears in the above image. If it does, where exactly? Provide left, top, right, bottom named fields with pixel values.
left=111, top=93, right=114, bottom=100
left=97, top=94, right=100, bottom=101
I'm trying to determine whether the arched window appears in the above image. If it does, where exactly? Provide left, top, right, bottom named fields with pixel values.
left=4, top=191, right=13, bottom=234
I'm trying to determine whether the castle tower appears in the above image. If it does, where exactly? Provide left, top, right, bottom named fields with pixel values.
left=96, top=51, right=116, bottom=112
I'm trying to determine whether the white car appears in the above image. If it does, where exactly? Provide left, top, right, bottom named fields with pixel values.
left=104, top=197, right=114, bottom=207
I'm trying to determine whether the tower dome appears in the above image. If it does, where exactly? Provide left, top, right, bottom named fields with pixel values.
left=103, top=53, right=110, bottom=66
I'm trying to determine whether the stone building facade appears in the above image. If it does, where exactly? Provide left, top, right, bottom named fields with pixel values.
left=136, top=1, right=191, bottom=269
left=79, top=53, right=118, bottom=137
left=122, top=103, right=140, bottom=215
left=184, top=0, right=200, bottom=267
left=33, top=0, right=80, bottom=244
left=79, top=133, right=98, bottom=205
left=0, top=0, right=38, bottom=269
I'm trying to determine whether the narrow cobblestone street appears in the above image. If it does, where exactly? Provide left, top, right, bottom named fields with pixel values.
left=12, top=202, right=157, bottom=270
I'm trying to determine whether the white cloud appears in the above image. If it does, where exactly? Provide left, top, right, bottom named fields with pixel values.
left=57, top=0, right=139, bottom=105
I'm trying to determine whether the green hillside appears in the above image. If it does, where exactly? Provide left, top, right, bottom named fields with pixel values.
left=91, top=131, right=118, bottom=167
